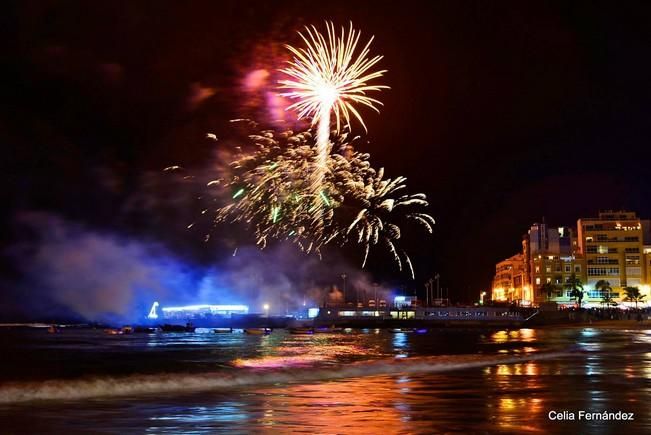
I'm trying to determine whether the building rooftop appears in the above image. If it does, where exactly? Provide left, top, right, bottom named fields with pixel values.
left=579, top=210, right=639, bottom=221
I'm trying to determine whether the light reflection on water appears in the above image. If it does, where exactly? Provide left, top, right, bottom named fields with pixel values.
left=490, top=328, right=537, bottom=343
left=0, top=327, right=650, bottom=432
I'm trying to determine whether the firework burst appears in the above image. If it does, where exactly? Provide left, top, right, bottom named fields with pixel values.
left=279, top=22, right=388, bottom=133
left=172, top=23, right=434, bottom=277
left=344, top=168, right=436, bottom=278
left=279, top=22, right=388, bottom=208
left=201, top=126, right=434, bottom=277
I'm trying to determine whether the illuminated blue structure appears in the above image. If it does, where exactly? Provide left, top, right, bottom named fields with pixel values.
left=147, top=301, right=160, bottom=319
left=147, top=302, right=249, bottom=321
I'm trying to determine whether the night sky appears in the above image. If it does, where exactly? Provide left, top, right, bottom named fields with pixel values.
left=2, top=1, right=651, bottom=311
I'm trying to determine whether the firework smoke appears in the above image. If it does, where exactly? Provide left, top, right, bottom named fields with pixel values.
left=202, top=126, right=434, bottom=278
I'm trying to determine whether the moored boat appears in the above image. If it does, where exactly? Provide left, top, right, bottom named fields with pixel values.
left=161, top=323, right=196, bottom=333
left=244, top=328, right=271, bottom=335
left=389, top=328, right=428, bottom=334
left=133, top=326, right=157, bottom=333
left=289, top=327, right=314, bottom=335
left=314, top=326, right=343, bottom=333
left=104, top=328, right=123, bottom=335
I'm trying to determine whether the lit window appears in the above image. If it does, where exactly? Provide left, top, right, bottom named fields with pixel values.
left=535, top=278, right=541, bottom=285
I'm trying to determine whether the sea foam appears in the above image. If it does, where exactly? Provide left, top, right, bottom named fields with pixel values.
left=0, top=352, right=570, bottom=404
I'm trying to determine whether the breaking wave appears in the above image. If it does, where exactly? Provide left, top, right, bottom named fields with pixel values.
left=0, top=352, right=570, bottom=404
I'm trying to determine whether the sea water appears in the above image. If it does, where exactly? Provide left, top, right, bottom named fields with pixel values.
left=0, top=326, right=649, bottom=433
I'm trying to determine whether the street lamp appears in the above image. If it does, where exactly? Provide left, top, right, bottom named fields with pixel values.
left=341, top=273, right=347, bottom=305
left=426, top=278, right=434, bottom=307
left=373, top=282, right=379, bottom=309
left=263, top=303, right=269, bottom=317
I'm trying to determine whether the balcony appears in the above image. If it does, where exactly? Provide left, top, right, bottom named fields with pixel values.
left=587, top=259, right=619, bottom=265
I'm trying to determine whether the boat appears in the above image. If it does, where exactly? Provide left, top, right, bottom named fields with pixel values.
left=104, top=328, right=123, bottom=335
left=389, top=328, right=428, bottom=334
left=213, top=328, right=233, bottom=333
left=244, top=328, right=271, bottom=335
left=161, top=323, right=196, bottom=333
left=314, top=326, right=343, bottom=333
left=289, top=327, right=314, bottom=335
left=133, top=326, right=157, bottom=333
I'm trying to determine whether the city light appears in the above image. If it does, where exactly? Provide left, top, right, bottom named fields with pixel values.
left=147, top=301, right=159, bottom=319
left=492, top=287, right=506, bottom=301
left=161, top=304, right=249, bottom=314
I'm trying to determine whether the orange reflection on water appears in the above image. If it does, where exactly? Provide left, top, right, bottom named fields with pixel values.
left=272, top=344, right=365, bottom=358
left=486, top=359, right=545, bottom=433
left=254, top=375, right=429, bottom=433
left=519, top=328, right=536, bottom=341
left=232, top=355, right=324, bottom=368
left=498, top=397, right=544, bottom=414
left=524, top=362, right=539, bottom=376
left=624, top=364, right=635, bottom=379
left=495, top=396, right=545, bottom=432
left=490, top=328, right=537, bottom=343
left=491, top=362, right=540, bottom=376
left=236, top=334, right=373, bottom=369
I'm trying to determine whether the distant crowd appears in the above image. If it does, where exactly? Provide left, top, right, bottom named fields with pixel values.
left=559, top=306, right=649, bottom=322
left=585, top=307, right=648, bottom=322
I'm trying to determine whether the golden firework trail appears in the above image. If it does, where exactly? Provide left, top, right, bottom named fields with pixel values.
left=279, top=22, right=388, bottom=207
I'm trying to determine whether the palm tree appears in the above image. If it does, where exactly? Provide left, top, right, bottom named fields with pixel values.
left=624, top=286, right=646, bottom=309
left=564, top=273, right=584, bottom=308
left=595, top=279, right=612, bottom=298
left=540, top=282, right=559, bottom=301
left=595, top=280, right=613, bottom=307
left=600, top=294, right=616, bottom=307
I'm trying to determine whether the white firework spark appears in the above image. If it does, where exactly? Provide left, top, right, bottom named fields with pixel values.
left=279, top=22, right=388, bottom=210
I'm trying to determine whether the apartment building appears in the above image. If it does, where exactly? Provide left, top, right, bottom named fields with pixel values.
left=491, top=253, right=527, bottom=303
left=491, top=211, right=650, bottom=307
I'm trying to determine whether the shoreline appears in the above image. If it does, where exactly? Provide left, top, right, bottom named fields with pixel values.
left=536, top=319, right=650, bottom=330
left=1, top=319, right=649, bottom=332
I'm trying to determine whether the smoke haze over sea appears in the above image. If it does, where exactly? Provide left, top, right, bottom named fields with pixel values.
left=2, top=212, right=392, bottom=323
